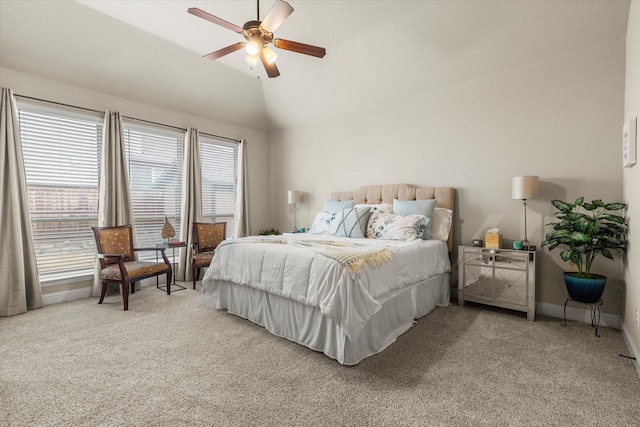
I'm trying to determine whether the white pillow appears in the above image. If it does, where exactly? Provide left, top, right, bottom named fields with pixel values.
left=308, top=211, right=339, bottom=235
left=393, top=199, right=437, bottom=239
left=354, top=203, right=393, bottom=214
left=430, top=208, right=452, bottom=241
left=365, top=212, right=429, bottom=241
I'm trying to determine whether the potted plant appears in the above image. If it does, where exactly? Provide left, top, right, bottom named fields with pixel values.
left=541, top=197, right=628, bottom=303
left=258, top=227, right=281, bottom=236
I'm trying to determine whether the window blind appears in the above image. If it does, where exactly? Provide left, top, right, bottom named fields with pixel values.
left=122, top=120, right=184, bottom=260
left=200, top=135, right=238, bottom=238
left=17, top=101, right=103, bottom=284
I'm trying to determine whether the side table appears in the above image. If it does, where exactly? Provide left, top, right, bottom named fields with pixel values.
left=458, top=245, right=536, bottom=320
left=156, top=242, right=187, bottom=292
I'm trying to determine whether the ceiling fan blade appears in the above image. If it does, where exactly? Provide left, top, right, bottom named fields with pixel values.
left=188, top=7, right=243, bottom=33
left=261, top=0, right=294, bottom=33
left=203, top=42, right=246, bottom=61
left=273, top=39, right=326, bottom=58
left=260, top=51, right=280, bottom=78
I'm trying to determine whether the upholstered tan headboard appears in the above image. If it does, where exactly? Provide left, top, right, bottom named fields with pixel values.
left=330, top=184, right=455, bottom=251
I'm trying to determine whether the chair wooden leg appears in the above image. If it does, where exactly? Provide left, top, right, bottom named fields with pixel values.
left=122, top=282, right=129, bottom=311
left=166, top=270, right=172, bottom=295
left=99, top=282, right=107, bottom=304
left=192, top=265, right=197, bottom=289
left=131, top=281, right=135, bottom=294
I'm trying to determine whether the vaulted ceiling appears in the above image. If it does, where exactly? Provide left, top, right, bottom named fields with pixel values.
left=0, top=1, right=630, bottom=132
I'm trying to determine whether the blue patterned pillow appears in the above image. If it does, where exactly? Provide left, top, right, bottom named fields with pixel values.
left=309, top=211, right=339, bottom=235
left=333, top=206, right=371, bottom=238
left=366, top=213, right=430, bottom=241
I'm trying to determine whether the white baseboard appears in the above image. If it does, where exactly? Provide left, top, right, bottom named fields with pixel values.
left=41, top=277, right=169, bottom=306
left=42, top=287, right=92, bottom=306
left=536, top=301, right=621, bottom=329
left=621, top=322, right=640, bottom=379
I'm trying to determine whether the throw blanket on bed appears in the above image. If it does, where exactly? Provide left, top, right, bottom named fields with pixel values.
left=233, top=237, right=396, bottom=274
left=290, top=240, right=396, bottom=274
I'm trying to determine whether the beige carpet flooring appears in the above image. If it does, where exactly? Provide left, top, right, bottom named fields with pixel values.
left=1, top=284, right=639, bottom=426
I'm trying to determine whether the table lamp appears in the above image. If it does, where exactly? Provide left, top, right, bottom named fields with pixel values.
left=512, top=176, right=539, bottom=249
left=288, top=190, right=301, bottom=232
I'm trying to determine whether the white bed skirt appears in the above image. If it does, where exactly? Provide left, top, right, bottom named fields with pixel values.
left=202, top=273, right=450, bottom=365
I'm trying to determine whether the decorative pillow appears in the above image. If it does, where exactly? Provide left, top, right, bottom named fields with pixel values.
left=333, top=206, right=372, bottom=238
left=308, top=211, right=339, bottom=235
left=323, top=199, right=354, bottom=214
left=393, top=199, right=437, bottom=239
left=354, top=203, right=393, bottom=214
left=415, top=216, right=431, bottom=240
left=430, top=207, right=453, bottom=242
left=366, top=213, right=430, bottom=241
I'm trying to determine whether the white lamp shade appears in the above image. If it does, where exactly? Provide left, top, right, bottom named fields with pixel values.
left=262, top=46, right=278, bottom=64
left=512, top=176, right=539, bottom=200
left=288, top=190, right=301, bottom=204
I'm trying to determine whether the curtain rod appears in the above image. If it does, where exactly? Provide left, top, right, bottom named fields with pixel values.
left=120, top=115, right=186, bottom=132
left=16, top=94, right=104, bottom=115
left=199, top=132, right=241, bottom=144
left=16, top=94, right=242, bottom=144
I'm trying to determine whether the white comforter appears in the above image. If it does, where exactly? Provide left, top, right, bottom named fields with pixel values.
left=201, top=234, right=450, bottom=341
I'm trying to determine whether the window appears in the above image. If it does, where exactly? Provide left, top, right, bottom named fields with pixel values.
left=16, top=97, right=235, bottom=282
left=17, top=99, right=103, bottom=284
left=122, top=120, right=184, bottom=259
left=200, top=135, right=238, bottom=238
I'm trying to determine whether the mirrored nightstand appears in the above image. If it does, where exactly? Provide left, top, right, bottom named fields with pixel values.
left=458, top=245, right=536, bottom=321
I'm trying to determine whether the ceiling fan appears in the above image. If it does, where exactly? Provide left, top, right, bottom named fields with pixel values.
left=188, top=0, right=326, bottom=78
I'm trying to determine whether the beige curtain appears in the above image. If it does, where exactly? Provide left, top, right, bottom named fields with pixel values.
left=234, top=139, right=249, bottom=238
left=178, top=128, right=202, bottom=281
left=0, top=88, right=43, bottom=316
left=92, top=111, right=134, bottom=297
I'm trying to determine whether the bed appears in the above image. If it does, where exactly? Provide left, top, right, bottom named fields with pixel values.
left=201, top=184, right=455, bottom=365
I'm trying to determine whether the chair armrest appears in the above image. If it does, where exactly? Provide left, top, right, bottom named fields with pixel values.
left=97, top=253, right=124, bottom=259
left=134, top=247, right=167, bottom=253
left=134, top=247, right=171, bottom=266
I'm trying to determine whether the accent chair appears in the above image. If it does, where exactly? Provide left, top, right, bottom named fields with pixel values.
left=92, top=225, right=172, bottom=310
left=192, top=222, right=226, bottom=289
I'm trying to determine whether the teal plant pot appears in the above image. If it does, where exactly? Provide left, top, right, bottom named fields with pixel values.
left=563, top=272, right=606, bottom=304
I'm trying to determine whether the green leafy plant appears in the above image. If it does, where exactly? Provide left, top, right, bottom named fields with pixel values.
left=258, top=227, right=281, bottom=236
left=541, top=197, right=627, bottom=277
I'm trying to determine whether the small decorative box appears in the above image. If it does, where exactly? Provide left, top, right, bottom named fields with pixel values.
left=484, top=233, right=503, bottom=249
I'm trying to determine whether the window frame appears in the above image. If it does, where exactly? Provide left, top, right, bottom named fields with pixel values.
left=16, top=98, right=104, bottom=286
left=199, top=134, right=238, bottom=239
left=121, top=119, right=185, bottom=259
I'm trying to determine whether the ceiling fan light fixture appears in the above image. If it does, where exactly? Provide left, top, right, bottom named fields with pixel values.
left=246, top=54, right=259, bottom=67
left=263, top=46, right=277, bottom=64
left=245, top=40, right=261, bottom=56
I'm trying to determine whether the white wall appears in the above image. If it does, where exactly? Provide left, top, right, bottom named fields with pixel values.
left=0, top=66, right=272, bottom=294
left=270, top=40, right=626, bottom=313
left=623, top=1, right=640, bottom=370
